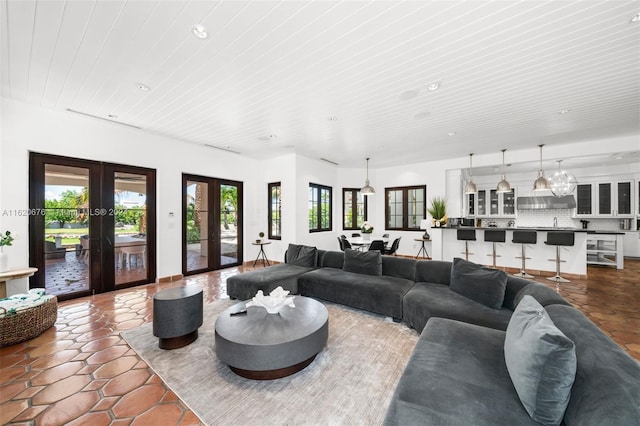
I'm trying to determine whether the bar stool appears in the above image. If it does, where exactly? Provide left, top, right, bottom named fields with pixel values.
left=484, top=230, right=505, bottom=268
left=512, top=230, right=537, bottom=278
left=457, top=229, right=476, bottom=261
left=545, top=232, right=575, bottom=287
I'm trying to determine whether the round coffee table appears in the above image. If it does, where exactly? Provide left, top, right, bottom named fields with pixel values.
left=215, top=296, right=328, bottom=380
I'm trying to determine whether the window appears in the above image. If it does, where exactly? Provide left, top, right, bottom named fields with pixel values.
left=309, top=183, right=332, bottom=232
left=385, top=185, right=426, bottom=230
left=343, top=188, right=367, bottom=230
left=268, top=182, right=281, bottom=240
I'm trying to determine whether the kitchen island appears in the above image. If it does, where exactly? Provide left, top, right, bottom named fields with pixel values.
left=430, top=227, right=589, bottom=277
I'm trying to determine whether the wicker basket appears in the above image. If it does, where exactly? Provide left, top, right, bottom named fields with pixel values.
left=0, top=296, right=58, bottom=348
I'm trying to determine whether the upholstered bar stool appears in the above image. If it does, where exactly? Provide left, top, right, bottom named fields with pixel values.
left=484, top=230, right=505, bottom=268
left=545, top=231, right=575, bottom=287
left=457, top=229, right=476, bottom=261
left=512, top=230, right=537, bottom=278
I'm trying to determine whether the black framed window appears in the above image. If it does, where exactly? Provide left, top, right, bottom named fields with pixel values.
left=268, top=182, right=281, bottom=240
left=309, top=183, right=332, bottom=232
left=385, top=185, right=426, bottom=230
left=343, top=188, right=367, bottom=230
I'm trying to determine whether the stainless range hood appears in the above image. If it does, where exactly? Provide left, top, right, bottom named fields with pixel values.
left=516, top=195, right=576, bottom=210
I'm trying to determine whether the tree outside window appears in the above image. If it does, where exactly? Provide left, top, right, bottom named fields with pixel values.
left=343, top=188, right=367, bottom=230
left=309, top=183, right=332, bottom=232
left=268, top=182, right=281, bottom=240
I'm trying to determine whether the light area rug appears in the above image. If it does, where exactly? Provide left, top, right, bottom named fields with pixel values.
left=121, top=298, right=419, bottom=425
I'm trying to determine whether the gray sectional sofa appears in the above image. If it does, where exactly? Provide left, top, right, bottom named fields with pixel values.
left=226, top=244, right=640, bottom=425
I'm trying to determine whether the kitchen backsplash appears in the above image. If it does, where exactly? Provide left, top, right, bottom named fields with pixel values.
left=485, top=210, right=629, bottom=231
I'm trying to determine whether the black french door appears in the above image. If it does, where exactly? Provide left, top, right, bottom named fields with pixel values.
left=183, top=174, right=243, bottom=275
left=29, top=153, right=156, bottom=300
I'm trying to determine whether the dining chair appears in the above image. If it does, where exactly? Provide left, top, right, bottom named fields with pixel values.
left=341, top=236, right=352, bottom=250
left=337, top=237, right=345, bottom=251
left=383, top=237, right=401, bottom=255
left=351, top=233, right=361, bottom=237
left=368, top=240, right=386, bottom=252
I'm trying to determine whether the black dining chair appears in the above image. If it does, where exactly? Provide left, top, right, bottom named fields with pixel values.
left=351, top=233, right=361, bottom=237
left=337, top=237, right=345, bottom=251
left=341, top=236, right=352, bottom=250
left=368, top=240, right=386, bottom=252
left=384, top=237, right=401, bottom=255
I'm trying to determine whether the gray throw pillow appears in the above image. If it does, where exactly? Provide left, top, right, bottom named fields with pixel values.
left=505, top=295, right=577, bottom=426
left=285, top=244, right=317, bottom=267
left=449, top=257, right=507, bottom=309
left=343, top=249, right=382, bottom=276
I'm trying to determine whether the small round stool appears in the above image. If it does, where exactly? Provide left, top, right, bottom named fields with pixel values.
left=545, top=232, right=575, bottom=289
left=153, top=286, right=203, bottom=349
left=457, top=229, right=476, bottom=261
left=484, top=230, right=505, bottom=268
left=512, top=230, right=537, bottom=278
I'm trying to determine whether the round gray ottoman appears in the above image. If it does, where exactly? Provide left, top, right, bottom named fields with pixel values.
left=215, top=296, right=328, bottom=380
left=153, top=286, right=203, bottom=349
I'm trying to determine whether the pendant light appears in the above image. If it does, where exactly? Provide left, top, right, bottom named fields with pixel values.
left=496, top=149, right=511, bottom=193
left=464, top=153, right=478, bottom=194
left=361, top=157, right=375, bottom=196
left=533, top=144, right=551, bottom=191
left=549, top=160, right=577, bottom=197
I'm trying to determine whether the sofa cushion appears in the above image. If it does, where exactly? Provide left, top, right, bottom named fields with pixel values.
left=343, top=249, right=382, bottom=276
left=403, top=282, right=512, bottom=333
left=450, top=257, right=507, bottom=309
left=225, top=263, right=313, bottom=300
left=318, top=250, right=344, bottom=269
left=285, top=243, right=317, bottom=267
left=505, top=296, right=577, bottom=426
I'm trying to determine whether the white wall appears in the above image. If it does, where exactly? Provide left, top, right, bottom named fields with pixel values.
left=0, top=98, right=262, bottom=286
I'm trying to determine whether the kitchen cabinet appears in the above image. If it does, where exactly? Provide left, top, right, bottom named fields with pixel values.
left=574, top=180, right=634, bottom=218
left=623, top=231, right=640, bottom=258
left=465, top=188, right=514, bottom=217
left=586, top=234, right=624, bottom=269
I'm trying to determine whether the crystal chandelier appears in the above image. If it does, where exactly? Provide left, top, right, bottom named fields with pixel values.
left=548, top=160, right=577, bottom=197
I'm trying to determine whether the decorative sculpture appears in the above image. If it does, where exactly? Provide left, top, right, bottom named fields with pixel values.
left=246, top=286, right=296, bottom=314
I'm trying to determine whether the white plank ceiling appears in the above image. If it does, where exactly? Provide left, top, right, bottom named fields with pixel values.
left=1, top=0, right=639, bottom=168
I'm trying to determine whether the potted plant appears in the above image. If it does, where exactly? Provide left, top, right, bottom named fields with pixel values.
left=360, top=222, right=374, bottom=240
left=427, top=197, right=448, bottom=227
left=0, top=230, right=14, bottom=272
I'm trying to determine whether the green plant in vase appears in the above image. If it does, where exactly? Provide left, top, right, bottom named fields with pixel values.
left=427, top=197, right=448, bottom=227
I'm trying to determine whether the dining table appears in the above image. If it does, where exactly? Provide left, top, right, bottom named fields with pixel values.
left=347, top=236, right=389, bottom=251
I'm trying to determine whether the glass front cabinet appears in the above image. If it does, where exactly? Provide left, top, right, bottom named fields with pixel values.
left=465, top=188, right=515, bottom=217
left=575, top=180, right=634, bottom=218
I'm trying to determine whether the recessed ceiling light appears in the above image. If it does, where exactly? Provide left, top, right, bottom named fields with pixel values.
left=269, top=134, right=278, bottom=139
left=135, top=83, right=150, bottom=91
left=192, top=24, right=208, bottom=39
left=414, top=112, right=430, bottom=119
left=427, top=82, right=440, bottom=92
left=447, top=132, right=456, bottom=136
left=559, top=109, right=570, bottom=114
left=399, top=90, right=419, bottom=101
left=630, top=14, right=640, bottom=23
left=108, top=114, right=118, bottom=119
left=328, top=116, right=338, bottom=121
left=616, top=156, right=623, bottom=160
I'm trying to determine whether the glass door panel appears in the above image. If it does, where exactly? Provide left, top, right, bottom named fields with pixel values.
left=43, top=164, right=91, bottom=297
left=185, top=180, right=210, bottom=273
left=477, top=190, right=486, bottom=215
left=220, top=184, right=239, bottom=266
left=114, top=172, right=149, bottom=286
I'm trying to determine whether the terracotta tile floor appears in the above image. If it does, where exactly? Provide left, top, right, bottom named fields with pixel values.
left=1, top=260, right=639, bottom=425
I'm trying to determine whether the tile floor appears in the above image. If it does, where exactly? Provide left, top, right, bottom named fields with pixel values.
left=1, top=259, right=639, bottom=425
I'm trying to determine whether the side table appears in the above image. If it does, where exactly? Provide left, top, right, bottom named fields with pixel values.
left=0, top=268, right=38, bottom=298
left=252, top=241, right=271, bottom=267
left=414, top=238, right=431, bottom=259
left=153, top=286, right=203, bottom=349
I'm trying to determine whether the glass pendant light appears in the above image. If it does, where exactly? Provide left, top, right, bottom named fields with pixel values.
left=533, top=144, right=551, bottom=191
left=361, top=158, right=375, bottom=196
left=464, top=153, right=478, bottom=194
left=548, top=160, right=577, bottom=197
left=496, top=149, right=511, bottom=193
